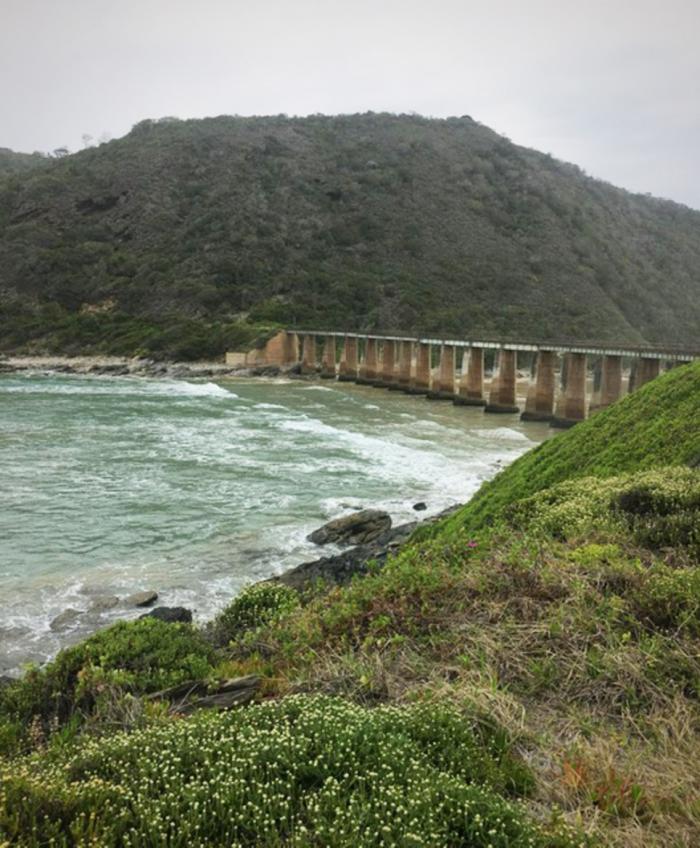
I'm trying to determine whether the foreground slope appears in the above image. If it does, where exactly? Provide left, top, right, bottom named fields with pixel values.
left=1, top=113, right=700, bottom=357
left=1, top=367, right=699, bottom=846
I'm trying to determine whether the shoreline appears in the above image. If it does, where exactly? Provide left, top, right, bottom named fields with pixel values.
left=0, top=353, right=285, bottom=379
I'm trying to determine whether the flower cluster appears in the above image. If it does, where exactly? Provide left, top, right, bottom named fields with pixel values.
left=0, top=695, right=585, bottom=847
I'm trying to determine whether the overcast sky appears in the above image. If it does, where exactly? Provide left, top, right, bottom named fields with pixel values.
left=1, top=0, right=698, bottom=208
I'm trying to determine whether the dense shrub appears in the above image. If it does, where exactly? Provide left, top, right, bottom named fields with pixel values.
left=506, top=466, right=700, bottom=555
left=212, top=582, right=299, bottom=645
left=0, top=695, right=583, bottom=847
left=0, top=618, right=215, bottom=749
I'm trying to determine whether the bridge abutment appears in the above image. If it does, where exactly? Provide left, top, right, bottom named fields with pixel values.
left=339, top=336, right=358, bottom=381
left=454, top=346, right=486, bottom=406
left=407, top=342, right=431, bottom=394
left=552, top=352, right=587, bottom=428
left=320, top=335, right=336, bottom=378
left=427, top=344, right=456, bottom=400
left=590, top=354, right=623, bottom=413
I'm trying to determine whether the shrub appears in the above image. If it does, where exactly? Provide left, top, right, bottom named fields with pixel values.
left=212, top=583, right=299, bottom=645
left=0, top=618, right=215, bottom=747
left=0, top=694, right=584, bottom=847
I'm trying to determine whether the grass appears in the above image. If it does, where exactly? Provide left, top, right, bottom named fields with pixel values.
left=430, top=360, right=700, bottom=539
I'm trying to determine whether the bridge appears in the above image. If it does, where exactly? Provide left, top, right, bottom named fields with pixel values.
left=233, top=330, right=700, bottom=428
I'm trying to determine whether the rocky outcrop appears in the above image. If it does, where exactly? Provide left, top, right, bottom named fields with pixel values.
left=125, top=590, right=158, bottom=607
left=280, top=521, right=416, bottom=590
left=307, top=509, right=392, bottom=546
left=141, top=606, right=193, bottom=623
left=50, top=609, right=82, bottom=631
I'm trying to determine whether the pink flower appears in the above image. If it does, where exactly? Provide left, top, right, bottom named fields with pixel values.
left=466, top=540, right=478, bottom=548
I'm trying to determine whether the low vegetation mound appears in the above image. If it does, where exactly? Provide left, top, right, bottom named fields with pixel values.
left=0, top=694, right=582, bottom=847
left=437, top=359, right=700, bottom=536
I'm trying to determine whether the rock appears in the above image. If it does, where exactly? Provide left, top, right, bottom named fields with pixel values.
left=308, top=509, right=392, bottom=546
left=125, top=590, right=158, bottom=607
left=0, top=675, right=16, bottom=691
left=89, top=595, right=120, bottom=612
left=148, top=675, right=260, bottom=714
left=141, top=606, right=192, bottom=624
left=412, top=502, right=427, bottom=511
left=281, top=521, right=417, bottom=590
left=50, top=608, right=82, bottom=631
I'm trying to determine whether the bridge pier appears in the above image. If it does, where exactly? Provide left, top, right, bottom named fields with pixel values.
left=427, top=344, right=455, bottom=400
left=552, top=352, right=587, bottom=428
left=320, top=335, right=336, bottom=379
left=521, top=350, right=556, bottom=421
left=407, top=342, right=431, bottom=394
left=485, top=349, right=519, bottom=413
left=590, top=354, right=623, bottom=412
left=395, top=340, right=413, bottom=390
left=454, top=346, right=486, bottom=406
left=375, top=339, right=396, bottom=388
left=358, top=337, right=378, bottom=384
left=629, top=357, right=660, bottom=393
left=338, top=336, right=358, bottom=381
left=301, top=334, right=317, bottom=375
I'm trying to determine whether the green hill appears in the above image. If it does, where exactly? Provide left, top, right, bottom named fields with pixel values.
left=1, top=113, right=700, bottom=358
left=437, top=358, right=700, bottom=536
left=0, top=148, right=47, bottom=177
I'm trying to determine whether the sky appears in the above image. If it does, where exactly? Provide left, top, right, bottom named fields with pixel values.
left=1, top=0, right=698, bottom=208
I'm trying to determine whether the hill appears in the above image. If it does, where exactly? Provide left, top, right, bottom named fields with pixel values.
left=0, top=148, right=47, bottom=177
left=1, top=113, right=700, bottom=358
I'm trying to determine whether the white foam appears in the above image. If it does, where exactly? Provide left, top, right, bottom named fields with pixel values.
left=474, top=427, right=530, bottom=441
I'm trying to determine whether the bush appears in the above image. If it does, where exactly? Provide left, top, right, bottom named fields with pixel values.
left=0, top=619, right=215, bottom=747
left=506, top=466, right=700, bottom=554
left=0, top=695, right=583, bottom=847
left=212, top=582, right=299, bottom=645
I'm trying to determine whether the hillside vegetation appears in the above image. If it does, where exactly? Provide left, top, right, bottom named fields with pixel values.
left=1, top=113, right=700, bottom=358
left=1, top=363, right=699, bottom=845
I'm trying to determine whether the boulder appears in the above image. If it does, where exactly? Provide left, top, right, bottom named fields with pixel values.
left=281, top=521, right=417, bottom=590
left=307, top=509, right=391, bottom=546
left=412, top=502, right=427, bottom=511
left=125, top=590, right=158, bottom=608
left=141, top=606, right=192, bottom=624
left=89, top=595, right=120, bottom=612
left=50, top=608, right=82, bottom=631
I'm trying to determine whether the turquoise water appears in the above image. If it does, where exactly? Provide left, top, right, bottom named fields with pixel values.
left=0, top=372, right=549, bottom=673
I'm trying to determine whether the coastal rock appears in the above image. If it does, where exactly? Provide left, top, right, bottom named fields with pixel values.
left=50, top=608, right=82, bottom=631
left=412, top=502, right=427, bottom=511
left=281, top=521, right=417, bottom=590
left=89, top=595, right=120, bottom=612
left=141, top=606, right=192, bottom=624
left=125, top=590, right=158, bottom=607
left=308, top=509, right=392, bottom=546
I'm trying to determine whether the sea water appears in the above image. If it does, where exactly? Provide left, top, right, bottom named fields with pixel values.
left=0, top=372, right=550, bottom=674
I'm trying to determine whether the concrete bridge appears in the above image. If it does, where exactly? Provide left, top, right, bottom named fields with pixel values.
left=233, top=331, right=699, bottom=427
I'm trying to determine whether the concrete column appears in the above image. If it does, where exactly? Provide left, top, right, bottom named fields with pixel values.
left=301, top=335, right=317, bottom=375
left=378, top=339, right=396, bottom=387
left=428, top=344, right=456, bottom=400
left=359, top=337, right=378, bottom=384
left=396, top=340, right=413, bottom=390
left=521, top=350, right=556, bottom=421
left=590, top=355, right=622, bottom=412
left=629, top=357, right=660, bottom=393
left=552, top=352, right=587, bottom=428
left=320, top=335, right=336, bottom=379
left=454, top=346, right=485, bottom=406
left=408, top=342, right=431, bottom=394
left=485, top=349, right=519, bottom=413
left=339, top=336, right=358, bottom=382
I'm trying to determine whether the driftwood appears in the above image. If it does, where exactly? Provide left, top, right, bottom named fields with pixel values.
left=147, top=675, right=260, bottom=715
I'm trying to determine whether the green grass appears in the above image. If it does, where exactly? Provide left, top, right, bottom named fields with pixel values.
left=434, top=360, right=700, bottom=538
